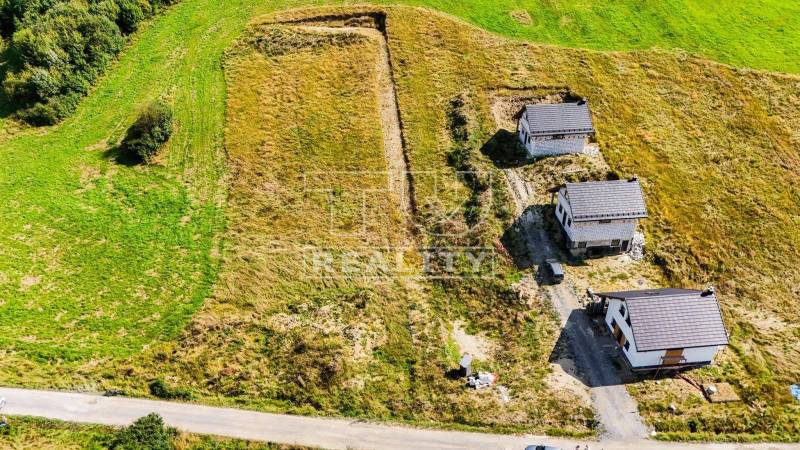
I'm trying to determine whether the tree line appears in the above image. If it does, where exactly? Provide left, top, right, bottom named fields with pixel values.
left=0, top=0, right=177, bottom=125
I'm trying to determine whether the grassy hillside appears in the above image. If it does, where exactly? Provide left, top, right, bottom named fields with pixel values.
left=0, top=0, right=265, bottom=381
left=126, top=20, right=588, bottom=435
left=0, top=0, right=797, bottom=130
left=0, top=0, right=798, bottom=441
left=260, top=6, right=800, bottom=439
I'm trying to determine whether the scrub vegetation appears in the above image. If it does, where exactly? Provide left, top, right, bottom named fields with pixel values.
left=0, top=0, right=798, bottom=443
left=0, top=415, right=309, bottom=449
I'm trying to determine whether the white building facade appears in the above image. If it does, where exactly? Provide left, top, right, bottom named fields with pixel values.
left=552, top=179, right=648, bottom=257
left=517, top=101, right=595, bottom=158
left=597, top=289, right=729, bottom=371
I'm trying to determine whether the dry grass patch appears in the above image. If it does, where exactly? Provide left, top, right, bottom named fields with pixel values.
left=125, top=18, right=589, bottom=435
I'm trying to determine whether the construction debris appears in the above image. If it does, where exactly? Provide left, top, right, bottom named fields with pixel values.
left=496, top=385, right=510, bottom=404
left=630, top=231, right=645, bottom=261
left=467, top=371, right=497, bottom=389
left=458, top=353, right=473, bottom=378
left=583, top=142, right=600, bottom=157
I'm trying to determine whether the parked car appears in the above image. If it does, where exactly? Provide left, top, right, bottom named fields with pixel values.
left=524, top=445, right=561, bottom=450
left=544, top=259, right=564, bottom=284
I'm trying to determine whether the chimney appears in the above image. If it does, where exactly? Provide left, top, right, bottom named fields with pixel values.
left=701, top=286, right=716, bottom=297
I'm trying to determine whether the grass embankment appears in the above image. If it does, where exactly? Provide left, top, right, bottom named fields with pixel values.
left=0, top=416, right=307, bottom=449
left=394, top=0, right=800, bottom=74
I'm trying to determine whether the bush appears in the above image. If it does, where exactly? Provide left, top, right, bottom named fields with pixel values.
left=120, top=101, right=173, bottom=161
left=115, top=0, right=145, bottom=34
left=110, top=413, right=175, bottom=450
left=148, top=379, right=191, bottom=400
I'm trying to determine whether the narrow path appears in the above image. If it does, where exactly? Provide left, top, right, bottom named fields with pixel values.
left=2, top=387, right=798, bottom=450
left=505, top=169, right=649, bottom=441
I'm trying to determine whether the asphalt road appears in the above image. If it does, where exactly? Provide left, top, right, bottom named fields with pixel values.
left=1, top=387, right=799, bottom=450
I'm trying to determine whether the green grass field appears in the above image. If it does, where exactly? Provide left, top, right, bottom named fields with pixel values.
left=0, top=0, right=264, bottom=366
left=395, top=0, right=800, bottom=74
left=0, top=0, right=799, bottom=442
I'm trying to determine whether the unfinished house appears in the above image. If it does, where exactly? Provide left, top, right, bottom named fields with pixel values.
left=551, top=179, right=647, bottom=257
left=517, top=100, right=595, bottom=158
left=595, top=288, right=729, bottom=371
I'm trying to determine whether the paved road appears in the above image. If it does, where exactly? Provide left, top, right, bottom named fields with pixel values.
left=1, top=387, right=799, bottom=450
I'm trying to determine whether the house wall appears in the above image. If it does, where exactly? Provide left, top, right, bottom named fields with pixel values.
left=604, top=298, right=720, bottom=369
left=518, top=117, right=588, bottom=158
left=555, top=190, right=637, bottom=254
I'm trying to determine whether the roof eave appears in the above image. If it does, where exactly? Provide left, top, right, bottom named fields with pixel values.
left=634, top=339, right=730, bottom=353
left=572, top=213, right=648, bottom=222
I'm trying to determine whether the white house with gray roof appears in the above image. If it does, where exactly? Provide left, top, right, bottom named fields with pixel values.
left=517, top=100, right=595, bottom=157
left=596, top=288, right=729, bottom=371
left=551, top=179, right=647, bottom=257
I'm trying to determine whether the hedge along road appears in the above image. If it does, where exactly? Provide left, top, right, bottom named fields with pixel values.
left=2, top=387, right=800, bottom=450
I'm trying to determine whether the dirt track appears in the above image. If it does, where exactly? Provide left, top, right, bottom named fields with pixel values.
left=504, top=167, right=649, bottom=440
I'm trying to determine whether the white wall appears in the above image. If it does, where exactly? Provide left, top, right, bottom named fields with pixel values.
left=604, top=298, right=720, bottom=369
left=517, top=117, right=588, bottom=157
left=555, top=190, right=636, bottom=250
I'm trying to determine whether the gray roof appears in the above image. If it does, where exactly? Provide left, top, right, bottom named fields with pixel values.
left=564, top=180, right=648, bottom=222
left=524, top=102, right=594, bottom=136
left=599, top=289, right=729, bottom=352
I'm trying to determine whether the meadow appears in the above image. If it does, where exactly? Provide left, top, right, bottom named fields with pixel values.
left=395, top=0, right=800, bottom=74
left=0, top=0, right=798, bottom=442
left=125, top=18, right=589, bottom=435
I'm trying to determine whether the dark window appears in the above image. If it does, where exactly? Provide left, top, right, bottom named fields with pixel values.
left=624, top=341, right=630, bottom=351
left=562, top=211, right=567, bottom=225
left=611, top=239, right=621, bottom=246
left=622, top=240, right=630, bottom=250
left=611, top=318, right=617, bottom=329
left=578, top=242, right=587, bottom=248
left=625, top=315, right=631, bottom=327
left=619, top=303, right=626, bottom=317
left=558, top=204, right=563, bottom=213
left=567, top=218, right=572, bottom=227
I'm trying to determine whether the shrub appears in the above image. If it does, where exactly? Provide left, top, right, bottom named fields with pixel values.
left=110, top=413, right=175, bottom=450
left=115, top=0, right=145, bottom=34
left=148, top=379, right=191, bottom=400
left=120, top=101, right=173, bottom=161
